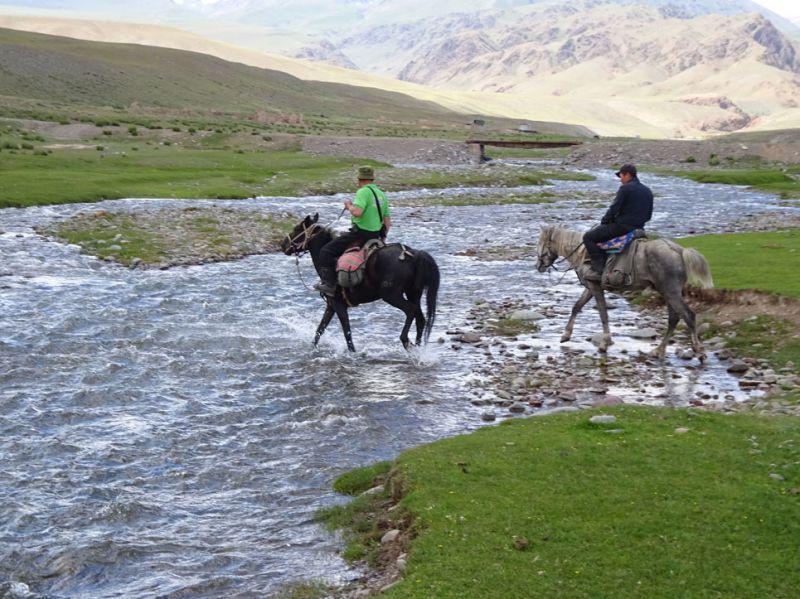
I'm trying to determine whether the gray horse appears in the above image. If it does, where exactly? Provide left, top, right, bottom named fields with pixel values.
left=536, top=226, right=714, bottom=360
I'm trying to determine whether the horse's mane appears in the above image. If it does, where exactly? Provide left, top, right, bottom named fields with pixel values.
left=541, top=226, right=587, bottom=266
left=315, top=225, right=337, bottom=242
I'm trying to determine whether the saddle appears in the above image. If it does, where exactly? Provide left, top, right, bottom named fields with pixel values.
left=336, top=239, right=384, bottom=289
left=600, top=229, right=647, bottom=288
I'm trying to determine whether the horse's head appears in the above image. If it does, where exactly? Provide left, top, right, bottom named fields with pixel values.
left=281, top=213, right=320, bottom=255
left=536, top=226, right=558, bottom=272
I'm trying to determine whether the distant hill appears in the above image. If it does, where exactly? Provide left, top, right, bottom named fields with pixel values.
left=0, top=27, right=464, bottom=125
left=0, top=8, right=797, bottom=137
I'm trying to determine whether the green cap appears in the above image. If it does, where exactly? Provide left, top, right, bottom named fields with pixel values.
left=357, top=166, right=375, bottom=180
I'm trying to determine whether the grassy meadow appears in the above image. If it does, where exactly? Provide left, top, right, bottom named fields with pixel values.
left=671, top=168, right=800, bottom=199
left=677, top=230, right=800, bottom=386
left=320, top=406, right=800, bottom=598
left=678, top=230, right=800, bottom=298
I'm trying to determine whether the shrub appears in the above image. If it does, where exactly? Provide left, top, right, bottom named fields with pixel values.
left=128, top=126, right=138, bottom=136
left=685, top=155, right=696, bottom=163
left=102, top=130, right=113, bottom=136
left=96, top=145, right=104, bottom=151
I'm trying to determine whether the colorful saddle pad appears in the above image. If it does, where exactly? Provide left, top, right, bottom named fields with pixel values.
left=597, top=230, right=636, bottom=254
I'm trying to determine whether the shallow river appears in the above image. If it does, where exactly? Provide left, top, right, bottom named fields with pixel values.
left=0, top=169, right=794, bottom=597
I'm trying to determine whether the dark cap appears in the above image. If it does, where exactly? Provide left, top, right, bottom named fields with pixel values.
left=357, top=165, right=375, bottom=180
left=615, top=164, right=637, bottom=177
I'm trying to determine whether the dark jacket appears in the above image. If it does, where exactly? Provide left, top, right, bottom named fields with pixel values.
left=600, top=178, right=653, bottom=229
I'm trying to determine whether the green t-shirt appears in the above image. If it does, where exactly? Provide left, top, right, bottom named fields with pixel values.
left=352, top=184, right=390, bottom=232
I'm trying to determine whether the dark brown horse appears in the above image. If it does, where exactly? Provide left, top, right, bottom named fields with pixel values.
left=281, top=214, right=440, bottom=352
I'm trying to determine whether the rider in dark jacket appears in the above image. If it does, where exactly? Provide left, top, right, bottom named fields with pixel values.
left=583, top=164, right=653, bottom=278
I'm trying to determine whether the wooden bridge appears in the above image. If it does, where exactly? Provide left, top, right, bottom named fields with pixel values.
left=465, top=139, right=583, bottom=162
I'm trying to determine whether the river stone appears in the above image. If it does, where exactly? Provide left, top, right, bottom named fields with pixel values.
left=769, top=473, right=786, bottom=482
left=381, top=529, right=401, bottom=544
left=591, top=395, right=625, bottom=407
left=460, top=332, right=482, bottom=343
left=557, top=390, right=577, bottom=402
left=509, top=403, right=526, bottom=413
left=589, top=414, right=617, bottom=424
left=577, top=356, right=594, bottom=368
left=628, top=327, right=658, bottom=339
left=590, top=332, right=607, bottom=347
left=727, top=360, right=749, bottom=373
left=481, top=411, right=496, bottom=422
left=509, top=309, right=545, bottom=321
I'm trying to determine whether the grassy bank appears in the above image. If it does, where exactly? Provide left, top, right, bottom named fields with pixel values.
left=0, top=145, right=373, bottom=208
left=0, top=135, right=591, bottom=208
left=677, top=230, right=800, bottom=298
left=669, top=168, right=800, bottom=199
left=321, top=406, right=800, bottom=598
left=676, top=231, right=800, bottom=390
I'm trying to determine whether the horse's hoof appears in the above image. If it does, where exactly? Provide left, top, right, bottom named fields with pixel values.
left=560, top=335, right=571, bottom=343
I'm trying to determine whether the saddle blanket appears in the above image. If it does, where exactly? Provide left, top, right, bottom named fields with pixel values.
left=597, top=230, right=636, bottom=253
left=336, top=239, right=384, bottom=289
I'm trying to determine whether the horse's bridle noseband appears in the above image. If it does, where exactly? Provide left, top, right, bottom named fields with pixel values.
left=284, top=222, right=321, bottom=255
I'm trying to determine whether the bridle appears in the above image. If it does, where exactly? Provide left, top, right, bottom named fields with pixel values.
left=537, top=230, right=584, bottom=283
left=283, top=222, right=322, bottom=257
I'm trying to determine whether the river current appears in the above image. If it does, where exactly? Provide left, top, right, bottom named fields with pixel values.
left=0, top=169, right=794, bottom=597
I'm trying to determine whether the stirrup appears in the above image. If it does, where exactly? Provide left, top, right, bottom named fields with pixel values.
left=313, top=281, right=336, bottom=296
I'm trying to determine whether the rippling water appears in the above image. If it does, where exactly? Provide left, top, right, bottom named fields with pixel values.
left=0, top=169, right=795, bottom=597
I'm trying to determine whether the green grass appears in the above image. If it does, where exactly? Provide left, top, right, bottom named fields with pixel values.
left=52, top=213, right=168, bottom=265
left=0, top=147, right=377, bottom=207
left=326, top=407, right=800, bottom=598
left=677, top=230, right=800, bottom=297
left=423, top=192, right=556, bottom=207
left=43, top=208, right=296, bottom=266
left=0, top=142, right=593, bottom=208
left=671, top=169, right=800, bottom=199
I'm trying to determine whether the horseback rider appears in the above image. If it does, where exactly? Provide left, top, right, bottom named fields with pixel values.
left=314, top=165, right=391, bottom=296
left=583, top=164, right=653, bottom=279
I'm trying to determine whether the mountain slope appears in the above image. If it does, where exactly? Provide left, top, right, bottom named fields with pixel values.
left=0, top=12, right=796, bottom=137
left=0, top=26, right=462, bottom=123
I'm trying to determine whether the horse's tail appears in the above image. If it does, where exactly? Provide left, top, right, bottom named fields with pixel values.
left=682, top=247, right=714, bottom=289
left=414, top=251, right=440, bottom=344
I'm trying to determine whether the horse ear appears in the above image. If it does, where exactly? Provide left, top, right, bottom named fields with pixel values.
left=312, top=213, right=319, bottom=223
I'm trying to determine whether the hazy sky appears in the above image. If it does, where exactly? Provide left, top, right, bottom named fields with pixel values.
left=753, top=0, right=800, bottom=18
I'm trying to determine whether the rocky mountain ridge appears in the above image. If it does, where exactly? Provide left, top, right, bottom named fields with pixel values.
left=1, top=1, right=798, bottom=137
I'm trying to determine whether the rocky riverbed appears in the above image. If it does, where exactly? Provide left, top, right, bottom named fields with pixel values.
left=447, top=297, right=800, bottom=419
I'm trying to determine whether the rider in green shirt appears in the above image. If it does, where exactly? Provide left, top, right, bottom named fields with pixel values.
left=314, top=165, right=391, bottom=296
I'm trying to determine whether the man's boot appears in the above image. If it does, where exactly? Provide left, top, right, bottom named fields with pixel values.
left=314, top=266, right=337, bottom=296
left=584, top=256, right=606, bottom=281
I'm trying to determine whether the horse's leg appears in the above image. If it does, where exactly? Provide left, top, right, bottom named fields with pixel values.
left=383, top=293, right=419, bottom=349
left=592, top=286, right=613, bottom=352
left=561, top=288, right=593, bottom=343
left=406, top=291, right=425, bottom=345
left=332, top=301, right=356, bottom=352
left=673, top=295, right=704, bottom=361
left=313, top=303, right=335, bottom=347
left=651, top=304, right=679, bottom=359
